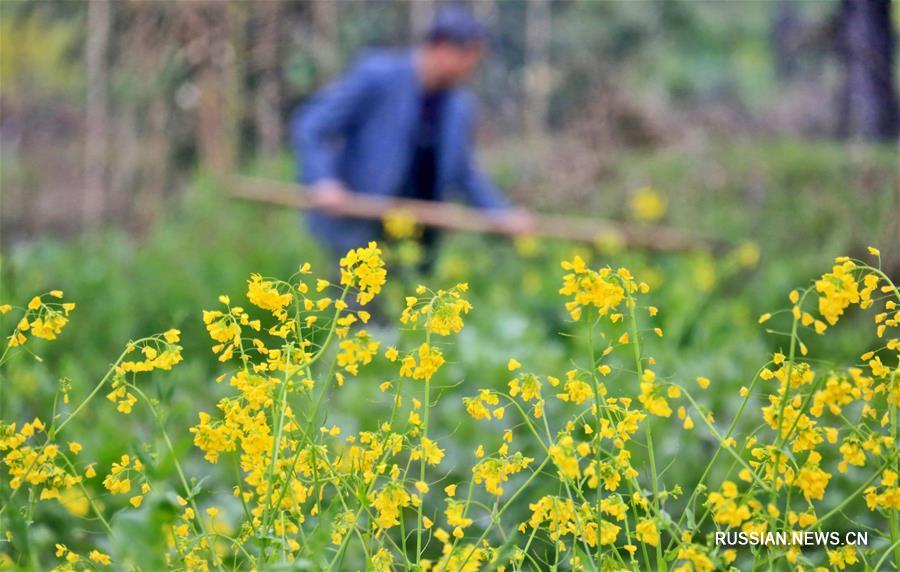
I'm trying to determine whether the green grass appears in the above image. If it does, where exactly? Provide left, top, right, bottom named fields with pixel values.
left=0, top=138, right=896, bottom=568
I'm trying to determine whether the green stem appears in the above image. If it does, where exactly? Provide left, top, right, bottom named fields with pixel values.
left=58, top=452, right=113, bottom=535
left=50, top=342, right=143, bottom=439
left=132, top=385, right=220, bottom=569
left=416, top=330, right=432, bottom=567
left=816, top=461, right=888, bottom=526
left=457, top=456, right=551, bottom=570
left=626, top=292, right=666, bottom=571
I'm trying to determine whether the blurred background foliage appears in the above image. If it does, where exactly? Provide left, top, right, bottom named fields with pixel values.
left=0, top=0, right=898, bottom=567
left=1, top=0, right=897, bottom=238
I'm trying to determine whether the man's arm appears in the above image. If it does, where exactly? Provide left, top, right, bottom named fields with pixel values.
left=457, top=100, right=536, bottom=233
left=460, top=153, right=511, bottom=211
left=290, top=56, right=378, bottom=190
left=457, top=100, right=510, bottom=211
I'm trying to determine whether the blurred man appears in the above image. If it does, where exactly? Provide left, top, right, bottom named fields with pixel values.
left=292, top=6, right=534, bottom=263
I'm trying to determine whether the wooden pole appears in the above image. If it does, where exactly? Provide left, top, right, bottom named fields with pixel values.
left=227, top=177, right=711, bottom=253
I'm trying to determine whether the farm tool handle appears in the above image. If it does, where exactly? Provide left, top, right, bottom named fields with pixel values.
left=228, top=176, right=710, bottom=253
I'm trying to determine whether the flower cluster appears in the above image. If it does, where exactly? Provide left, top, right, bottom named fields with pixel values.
left=340, top=241, right=387, bottom=305
left=2, top=290, right=74, bottom=350
left=107, top=331, right=183, bottom=414
left=1, top=245, right=897, bottom=571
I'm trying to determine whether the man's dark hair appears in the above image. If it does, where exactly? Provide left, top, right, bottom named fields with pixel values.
left=425, top=5, right=487, bottom=46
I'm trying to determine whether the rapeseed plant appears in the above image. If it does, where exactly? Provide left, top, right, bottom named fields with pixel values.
left=0, top=244, right=896, bottom=570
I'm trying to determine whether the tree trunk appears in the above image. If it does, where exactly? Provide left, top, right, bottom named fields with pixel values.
left=771, top=0, right=801, bottom=81
left=523, top=0, right=552, bottom=139
left=409, top=0, right=434, bottom=42
left=312, top=0, right=339, bottom=81
left=837, top=0, right=899, bottom=141
left=472, top=0, right=496, bottom=26
left=254, top=0, right=283, bottom=156
left=136, top=97, right=170, bottom=232
left=193, top=1, right=244, bottom=175
left=84, top=0, right=111, bottom=226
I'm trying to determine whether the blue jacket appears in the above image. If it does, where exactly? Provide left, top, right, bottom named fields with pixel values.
left=291, top=49, right=509, bottom=253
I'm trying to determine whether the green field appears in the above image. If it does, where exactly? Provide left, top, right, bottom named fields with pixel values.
left=1, top=139, right=898, bottom=570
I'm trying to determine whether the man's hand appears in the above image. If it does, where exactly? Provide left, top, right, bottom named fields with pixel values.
left=311, top=180, right=352, bottom=214
left=495, top=207, right=538, bottom=235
